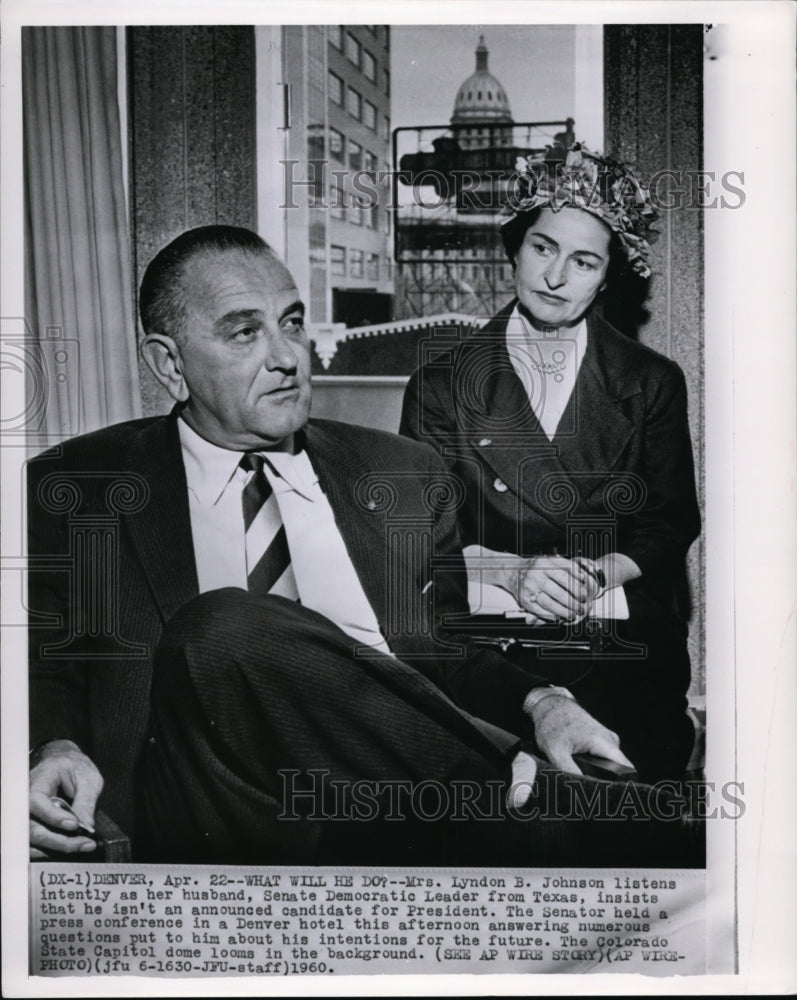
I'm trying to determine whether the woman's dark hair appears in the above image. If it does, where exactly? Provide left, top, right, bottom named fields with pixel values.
left=500, top=207, right=629, bottom=288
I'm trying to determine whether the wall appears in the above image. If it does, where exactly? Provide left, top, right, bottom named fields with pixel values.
left=311, top=377, right=406, bottom=433
left=127, top=26, right=257, bottom=415
left=604, top=24, right=705, bottom=697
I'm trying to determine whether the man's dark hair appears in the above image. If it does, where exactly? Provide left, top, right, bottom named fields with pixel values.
left=139, top=225, right=278, bottom=340
left=500, top=207, right=628, bottom=287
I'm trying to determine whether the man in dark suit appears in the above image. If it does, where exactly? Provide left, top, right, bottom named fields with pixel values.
left=28, top=226, right=635, bottom=864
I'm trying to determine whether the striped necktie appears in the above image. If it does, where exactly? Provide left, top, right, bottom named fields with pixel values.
left=239, top=453, right=299, bottom=600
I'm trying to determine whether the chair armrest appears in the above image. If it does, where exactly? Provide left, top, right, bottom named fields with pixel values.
left=93, top=809, right=131, bottom=861
left=30, top=809, right=131, bottom=862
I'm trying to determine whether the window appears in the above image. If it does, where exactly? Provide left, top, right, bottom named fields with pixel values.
left=331, top=245, right=346, bottom=276
left=363, top=150, right=377, bottom=173
left=368, top=202, right=379, bottom=230
left=363, top=50, right=376, bottom=81
left=366, top=252, right=379, bottom=280
left=349, top=201, right=364, bottom=226
left=328, top=71, right=343, bottom=106
left=328, top=26, right=342, bottom=49
left=349, top=248, right=364, bottom=277
left=383, top=68, right=390, bottom=96
left=347, top=86, right=362, bottom=120
left=345, top=32, right=361, bottom=67
left=381, top=114, right=391, bottom=140
left=347, top=139, right=362, bottom=170
left=307, top=129, right=324, bottom=159
left=330, top=174, right=346, bottom=219
left=329, top=127, right=344, bottom=161
left=363, top=100, right=377, bottom=130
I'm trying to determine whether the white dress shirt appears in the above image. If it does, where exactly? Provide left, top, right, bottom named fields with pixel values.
left=178, top=418, right=392, bottom=653
left=505, top=306, right=588, bottom=441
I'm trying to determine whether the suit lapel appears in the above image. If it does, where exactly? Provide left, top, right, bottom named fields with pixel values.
left=303, top=422, right=388, bottom=626
left=123, top=412, right=199, bottom=622
left=456, top=304, right=571, bottom=528
left=552, top=313, right=639, bottom=485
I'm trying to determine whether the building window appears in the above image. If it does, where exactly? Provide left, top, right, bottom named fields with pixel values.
left=384, top=68, right=390, bottom=96
left=366, top=252, right=379, bottom=280
left=363, top=150, right=377, bottom=174
left=329, top=71, right=343, bottom=106
left=347, top=86, right=362, bottom=120
left=368, top=202, right=379, bottom=230
left=329, top=127, right=344, bottom=161
left=330, top=175, right=346, bottom=219
left=331, top=245, right=346, bottom=276
left=363, top=99, right=377, bottom=130
left=381, top=114, right=391, bottom=141
left=349, top=201, right=364, bottom=226
left=345, top=32, right=361, bottom=68
left=307, top=128, right=324, bottom=160
left=328, top=26, right=343, bottom=49
left=363, top=50, right=376, bottom=81
left=349, top=248, right=364, bottom=277
left=347, top=139, right=362, bottom=170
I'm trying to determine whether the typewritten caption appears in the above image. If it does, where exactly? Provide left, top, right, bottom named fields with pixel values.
left=30, top=865, right=705, bottom=977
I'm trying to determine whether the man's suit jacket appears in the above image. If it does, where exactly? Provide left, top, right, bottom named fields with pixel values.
left=28, top=415, right=542, bottom=834
left=400, top=302, right=701, bottom=621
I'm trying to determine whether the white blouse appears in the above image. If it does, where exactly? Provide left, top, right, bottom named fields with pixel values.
left=504, top=306, right=587, bottom=441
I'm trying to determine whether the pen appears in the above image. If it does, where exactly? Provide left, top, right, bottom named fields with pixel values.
left=50, top=795, right=96, bottom=836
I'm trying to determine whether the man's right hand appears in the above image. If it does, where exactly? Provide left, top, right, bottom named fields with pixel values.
left=524, top=692, right=635, bottom=775
left=29, top=740, right=103, bottom=859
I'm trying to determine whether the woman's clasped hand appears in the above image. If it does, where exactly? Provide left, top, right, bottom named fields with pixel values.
left=511, top=555, right=603, bottom=623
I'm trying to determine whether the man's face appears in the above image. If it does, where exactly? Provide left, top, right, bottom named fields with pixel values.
left=175, top=249, right=312, bottom=451
left=514, top=206, right=611, bottom=328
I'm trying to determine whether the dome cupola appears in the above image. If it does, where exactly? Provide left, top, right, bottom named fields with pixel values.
left=451, top=36, right=513, bottom=126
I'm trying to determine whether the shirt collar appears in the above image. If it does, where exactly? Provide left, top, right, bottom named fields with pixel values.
left=508, top=304, right=588, bottom=354
left=178, top=417, right=244, bottom=507
left=178, top=416, right=320, bottom=506
left=263, top=449, right=319, bottom=501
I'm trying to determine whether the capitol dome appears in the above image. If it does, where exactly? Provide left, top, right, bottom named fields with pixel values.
left=451, top=36, right=513, bottom=126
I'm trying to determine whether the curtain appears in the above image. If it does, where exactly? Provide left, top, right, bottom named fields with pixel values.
left=23, top=26, right=141, bottom=443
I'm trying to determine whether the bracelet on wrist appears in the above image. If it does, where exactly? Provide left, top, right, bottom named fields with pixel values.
left=579, top=558, right=607, bottom=598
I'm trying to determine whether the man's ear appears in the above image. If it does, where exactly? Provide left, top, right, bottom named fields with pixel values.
left=141, top=334, right=189, bottom=402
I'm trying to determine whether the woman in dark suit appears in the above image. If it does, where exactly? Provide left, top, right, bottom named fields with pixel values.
left=400, top=144, right=701, bottom=782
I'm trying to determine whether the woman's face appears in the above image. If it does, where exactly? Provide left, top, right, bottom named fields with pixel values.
left=514, top=207, right=612, bottom=328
